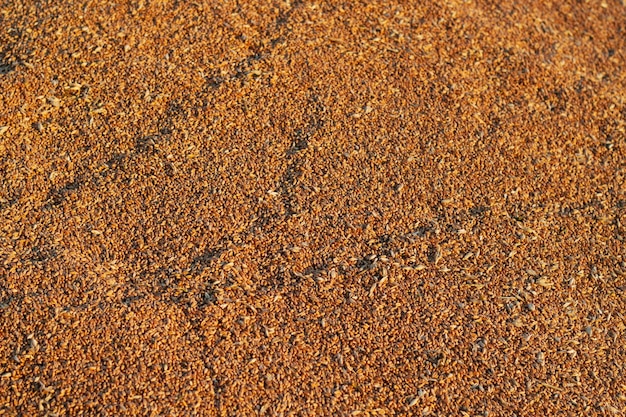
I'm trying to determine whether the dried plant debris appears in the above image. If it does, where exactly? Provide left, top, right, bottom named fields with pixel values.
left=1, top=0, right=625, bottom=416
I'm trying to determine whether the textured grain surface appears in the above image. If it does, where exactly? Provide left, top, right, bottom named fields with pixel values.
left=1, top=1, right=625, bottom=415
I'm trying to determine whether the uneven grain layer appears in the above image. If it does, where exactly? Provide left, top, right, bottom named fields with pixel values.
left=1, top=0, right=625, bottom=415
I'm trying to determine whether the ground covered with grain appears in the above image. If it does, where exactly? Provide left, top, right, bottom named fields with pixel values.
left=1, top=0, right=625, bottom=416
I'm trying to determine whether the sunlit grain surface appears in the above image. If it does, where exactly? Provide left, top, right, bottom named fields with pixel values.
left=1, top=1, right=625, bottom=415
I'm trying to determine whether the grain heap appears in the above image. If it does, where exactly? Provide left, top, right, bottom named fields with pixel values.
left=1, top=0, right=625, bottom=415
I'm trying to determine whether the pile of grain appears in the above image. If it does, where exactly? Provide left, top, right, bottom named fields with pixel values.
left=1, top=1, right=625, bottom=415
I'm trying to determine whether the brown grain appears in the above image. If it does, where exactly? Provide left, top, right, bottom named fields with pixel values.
left=1, top=0, right=625, bottom=415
